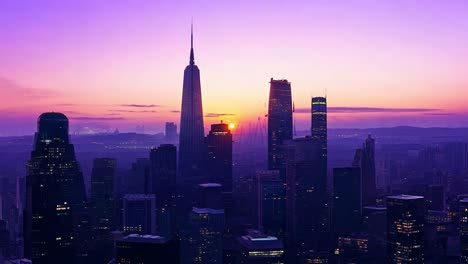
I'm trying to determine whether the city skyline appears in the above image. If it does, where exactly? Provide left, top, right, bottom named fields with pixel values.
left=1, top=0, right=468, bottom=135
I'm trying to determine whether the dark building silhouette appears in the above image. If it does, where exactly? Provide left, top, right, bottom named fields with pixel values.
left=460, top=198, right=468, bottom=262
left=115, top=234, right=179, bottom=264
left=126, top=158, right=150, bottom=194
left=179, top=25, right=205, bottom=191
left=333, top=167, right=361, bottom=236
left=122, top=194, right=156, bottom=235
left=165, top=122, right=178, bottom=141
left=182, top=184, right=224, bottom=264
left=387, top=195, right=425, bottom=264
left=425, top=185, right=445, bottom=211
left=267, top=78, right=293, bottom=171
left=283, top=137, right=328, bottom=258
left=255, top=170, right=285, bottom=239
left=24, top=112, right=88, bottom=263
left=90, top=158, right=116, bottom=263
left=361, top=135, right=377, bottom=206
left=362, top=206, right=387, bottom=239
left=237, top=229, right=284, bottom=264
left=150, top=144, right=177, bottom=238
left=206, top=123, right=233, bottom=192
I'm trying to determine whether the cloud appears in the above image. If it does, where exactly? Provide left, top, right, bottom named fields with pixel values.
left=120, top=104, right=160, bottom=108
left=170, top=110, right=181, bottom=113
left=69, top=116, right=125, bottom=121
left=109, top=109, right=157, bottom=113
left=294, top=107, right=441, bottom=114
left=205, top=113, right=235, bottom=118
left=0, top=77, right=57, bottom=100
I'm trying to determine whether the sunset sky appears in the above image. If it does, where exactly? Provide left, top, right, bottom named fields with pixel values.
left=1, top=0, right=468, bottom=135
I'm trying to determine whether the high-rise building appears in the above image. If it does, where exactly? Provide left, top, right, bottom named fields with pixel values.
left=205, top=123, right=233, bottom=192
left=460, top=198, right=468, bottom=262
left=90, top=158, right=116, bottom=263
left=255, top=170, right=285, bottom=239
left=387, top=195, right=425, bottom=263
left=122, top=194, right=156, bottom=235
left=361, top=135, right=377, bottom=206
left=150, top=144, right=177, bottom=238
left=267, top=78, right=293, bottom=171
left=237, top=229, right=285, bottom=264
left=332, top=167, right=361, bottom=236
left=24, top=112, right=88, bottom=263
left=179, top=24, right=205, bottom=190
left=165, top=122, right=178, bottom=141
left=182, top=184, right=224, bottom=264
left=425, top=185, right=445, bottom=211
left=283, top=137, right=328, bottom=257
left=311, top=97, right=327, bottom=149
left=115, top=234, right=179, bottom=264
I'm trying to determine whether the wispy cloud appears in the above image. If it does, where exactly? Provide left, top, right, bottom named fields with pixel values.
left=109, top=109, right=157, bottom=113
left=69, top=116, right=125, bottom=121
left=170, top=110, right=181, bottom=113
left=120, top=104, right=160, bottom=108
left=205, top=113, right=235, bottom=118
left=295, top=107, right=441, bottom=114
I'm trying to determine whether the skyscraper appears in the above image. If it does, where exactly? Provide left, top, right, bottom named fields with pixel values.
left=150, top=144, right=177, bottom=238
left=255, top=170, right=285, bottom=239
left=460, top=198, right=468, bottom=262
left=267, top=79, right=293, bottom=171
left=165, top=122, right=178, bottom=141
left=179, top=24, right=205, bottom=188
left=311, top=97, right=327, bottom=148
left=205, top=123, right=233, bottom=192
left=361, top=135, right=377, bottom=206
left=283, top=137, right=328, bottom=258
left=182, top=184, right=224, bottom=264
left=332, top=167, right=361, bottom=236
left=387, top=195, right=425, bottom=263
left=122, top=194, right=156, bottom=235
left=90, top=158, right=116, bottom=263
left=24, top=112, right=87, bottom=263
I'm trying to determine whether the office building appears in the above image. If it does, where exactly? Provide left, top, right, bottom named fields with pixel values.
left=387, top=195, right=425, bottom=263
left=460, top=198, right=468, bottom=262
left=165, top=122, right=178, bottom=141
left=90, top=158, right=116, bottom=263
left=115, top=234, right=179, bottom=264
left=237, top=229, right=284, bottom=264
left=123, top=194, right=156, bottom=235
left=267, top=79, right=293, bottom=171
left=24, top=112, right=88, bottom=263
left=150, top=144, right=177, bottom=237
left=333, top=167, right=361, bottom=236
left=255, top=170, right=285, bottom=239
left=206, top=123, right=233, bottom=192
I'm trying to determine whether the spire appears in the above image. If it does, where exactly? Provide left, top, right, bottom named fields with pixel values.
left=190, top=22, right=195, bottom=65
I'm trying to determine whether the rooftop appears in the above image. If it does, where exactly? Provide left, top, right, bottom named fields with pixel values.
left=119, top=234, right=169, bottom=244
left=387, top=194, right=424, bottom=200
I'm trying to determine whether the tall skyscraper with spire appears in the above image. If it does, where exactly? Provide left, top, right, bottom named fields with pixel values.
left=179, top=24, right=205, bottom=190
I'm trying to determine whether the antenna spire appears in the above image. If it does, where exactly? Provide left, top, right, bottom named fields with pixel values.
left=190, top=22, right=195, bottom=65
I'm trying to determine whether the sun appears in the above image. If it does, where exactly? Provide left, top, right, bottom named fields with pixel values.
left=229, top=123, right=235, bottom=130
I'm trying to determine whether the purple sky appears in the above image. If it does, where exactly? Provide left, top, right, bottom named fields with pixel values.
left=1, top=0, right=468, bottom=135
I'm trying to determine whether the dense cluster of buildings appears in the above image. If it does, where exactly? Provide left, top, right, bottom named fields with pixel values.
left=1, top=28, right=468, bottom=264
